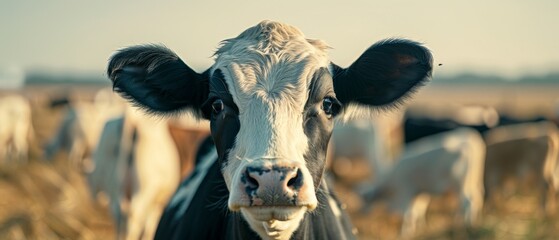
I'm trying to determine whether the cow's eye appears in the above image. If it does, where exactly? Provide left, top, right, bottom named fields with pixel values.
left=322, top=97, right=340, bottom=116
left=212, top=99, right=224, bottom=115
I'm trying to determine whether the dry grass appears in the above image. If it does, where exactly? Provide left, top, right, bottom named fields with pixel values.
left=1, top=84, right=558, bottom=239
left=0, top=162, right=115, bottom=240
left=335, top=182, right=559, bottom=240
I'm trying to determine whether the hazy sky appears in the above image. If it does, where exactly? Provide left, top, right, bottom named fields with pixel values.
left=1, top=1, right=558, bottom=78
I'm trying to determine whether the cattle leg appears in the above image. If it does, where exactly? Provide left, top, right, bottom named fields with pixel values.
left=6, top=143, right=16, bottom=164
left=540, top=180, right=557, bottom=216
left=401, top=194, right=431, bottom=237
left=142, top=204, right=165, bottom=240
left=12, top=135, right=29, bottom=163
left=126, top=185, right=162, bottom=240
left=112, top=200, right=126, bottom=240
left=483, top=173, right=500, bottom=211
left=460, top=188, right=483, bottom=225
left=69, top=140, right=86, bottom=169
left=0, top=147, right=6, bottom=165
left=544, top=134, right=559, bottom=216
left=126, top=193, right=148, bottom=240
left=13, top=125, right=29, bottom=164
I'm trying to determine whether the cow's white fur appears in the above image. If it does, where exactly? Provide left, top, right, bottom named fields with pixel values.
left=331, top=113, right=404, bottom=182
left=124, top=107, right=181, bottom=240
left=0, top=95, right=33, bottom=164
left=212, top=21, right=331, bottom=239
left=361, top=127, right=486, bottom=236
left=89, top=105, right=201, bottom=240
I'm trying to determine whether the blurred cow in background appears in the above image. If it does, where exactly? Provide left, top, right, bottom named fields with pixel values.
left=44, top=88, right=125, bottom=170
left=404, top=104, right=559, bottom=212
left=483, top=121, right=559, bottom=214
left=330, top=105, right=496, bottom=186
left=360, top=127, right=486, bottom=236
left=87, top=116, right=127, bottom=236
left=330, top=112, right=404, bottom=184
left=404, top=105, right=500, bottom=143
left=0, top=95, right=34, bottom=164
left=88, top=105, right=209, bottom=240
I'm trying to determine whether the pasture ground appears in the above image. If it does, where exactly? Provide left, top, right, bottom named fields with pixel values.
left=1, top=84, right=558, bottom=239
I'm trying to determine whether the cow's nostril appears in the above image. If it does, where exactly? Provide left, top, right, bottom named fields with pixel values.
left=245, top=169, right=259, bottom=189
left=286, top=169, right=303, bottom=190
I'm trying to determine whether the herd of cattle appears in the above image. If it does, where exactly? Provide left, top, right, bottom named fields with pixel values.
left=2, top=90, right=558, bottom=239
left=333, top=108, right=559, bottom=237
left=1, top=90, right=211, bottom=239
left=1, top=21, right=559, bottom=239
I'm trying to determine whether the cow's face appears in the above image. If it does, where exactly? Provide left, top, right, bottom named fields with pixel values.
left=207, top=25, right=336, bottom=236
left=108, top=21, right=432, bottom=240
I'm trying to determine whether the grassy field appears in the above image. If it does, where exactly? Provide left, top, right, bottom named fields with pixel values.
left=0, top=83, right=558, bottom=239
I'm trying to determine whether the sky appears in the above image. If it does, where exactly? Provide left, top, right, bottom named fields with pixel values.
left=1, top=0, right=558, bottom=83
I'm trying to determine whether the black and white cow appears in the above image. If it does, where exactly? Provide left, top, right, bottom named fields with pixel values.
left=107, top=21, right=432, bottom=240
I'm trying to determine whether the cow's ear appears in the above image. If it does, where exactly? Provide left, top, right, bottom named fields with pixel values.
left=332, top=39, right=432, bottom=109
left=107, top=45, right=209, bottom=118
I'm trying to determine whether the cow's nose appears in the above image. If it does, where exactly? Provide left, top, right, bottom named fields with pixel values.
left=242, top=166, right=304, bottom=205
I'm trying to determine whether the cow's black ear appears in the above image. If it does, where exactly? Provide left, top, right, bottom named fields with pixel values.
left=332, top=39, right=432, bottom=108
left=107, top=44, right=209, bottom=117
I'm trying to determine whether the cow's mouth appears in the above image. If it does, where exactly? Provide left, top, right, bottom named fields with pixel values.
left=241, top=206, right=307, bottom=221
left=241, top=206, right=307, bottom=239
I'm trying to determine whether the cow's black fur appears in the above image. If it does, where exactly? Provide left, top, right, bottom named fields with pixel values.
left=332, top=39, right=432, bottom=109
left=404, top=114, right=548, bottom=143
left=155, top=138, right=355, bottom=240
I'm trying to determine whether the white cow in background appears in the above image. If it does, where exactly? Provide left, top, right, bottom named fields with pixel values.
left=122, top=107, right=181, bottom=240
left=331, top=112, right=404, bottom=183
left=360, top=127, right=486, bottom=236
left=45, top=88, right=125, bottom=170
left=0, top=95, right=34, bottom=164
left=89, top=105, right=209, bottom=240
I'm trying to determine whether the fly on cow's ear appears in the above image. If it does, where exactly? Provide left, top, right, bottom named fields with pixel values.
left=332, top=39, right=433, bottom=109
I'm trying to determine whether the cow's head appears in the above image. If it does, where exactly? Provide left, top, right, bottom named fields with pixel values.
left=108, top=21, right=432, bottom=239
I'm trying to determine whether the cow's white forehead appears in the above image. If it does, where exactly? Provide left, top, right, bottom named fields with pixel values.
left=215, top=20, right=330, bottom=60
left=212, top=21, right=331, bottom=109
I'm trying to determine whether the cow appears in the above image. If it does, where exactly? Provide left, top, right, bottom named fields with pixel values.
left=0, top=95, right=34, bottom=164
left=87, top=115, right=128, bottom=236
left=330, top=105, right=494, bottom=185
left=483, top=121, right=559, bottom=215
left=330, top=112, right=404, bottom=184
left=360, top=128, right=486, bottom=237
left=403, top=105, right=500, bottom=143
left=403, top=104, right=550, bottom=144
left=404, top=107, right=559, bottom=210
left=88, top=106, right=210, bottom=240
left=106, top=20, right=433, bottom=240
left=44, top=88, right=125, bottom=170
left=120, top=107, right=183, bottom=240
